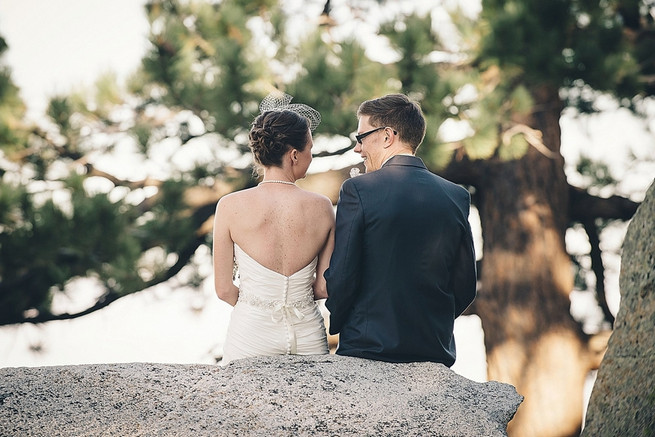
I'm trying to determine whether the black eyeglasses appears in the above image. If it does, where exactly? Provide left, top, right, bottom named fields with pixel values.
left=355, top=126, right=396, bottom=144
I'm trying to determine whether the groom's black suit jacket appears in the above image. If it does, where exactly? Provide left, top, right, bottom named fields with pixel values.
left=324, top=155, right=476, bottom=365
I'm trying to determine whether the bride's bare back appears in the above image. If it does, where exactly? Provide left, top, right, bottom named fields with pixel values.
left=213, top=105, right=334, bottom=306
left=213, top=183, right=335, bottom=305
left=228, top=185, right=333, bottom=275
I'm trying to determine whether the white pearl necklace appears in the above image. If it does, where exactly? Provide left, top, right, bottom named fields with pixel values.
left=258, top=180, right=296, bottom=186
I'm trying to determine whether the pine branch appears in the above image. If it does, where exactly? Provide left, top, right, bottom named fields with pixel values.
left=312, top=144, right=354, bottom=158
left=84, top=163, right=163, bottom=189
left=582, top=218, right=615, bottom=326
left=5, top=237, right=207, bottom=326
left=569, top=185, right=640, bottom=222
left=2, top=288, right=123, bottom=326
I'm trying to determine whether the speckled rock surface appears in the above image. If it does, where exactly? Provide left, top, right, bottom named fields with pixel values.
left=582, top=179, right=655, bottom=436
left=0, top=354, right=521, bottom=436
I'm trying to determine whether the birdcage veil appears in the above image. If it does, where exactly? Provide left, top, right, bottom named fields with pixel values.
left=259, top=92, right=321, bottom=131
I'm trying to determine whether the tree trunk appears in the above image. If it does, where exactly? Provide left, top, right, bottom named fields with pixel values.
left=474, top=87, right=594, bottom=437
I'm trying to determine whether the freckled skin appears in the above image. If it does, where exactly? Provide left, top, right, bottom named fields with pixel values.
left=213, top=132, right=335, bottom=305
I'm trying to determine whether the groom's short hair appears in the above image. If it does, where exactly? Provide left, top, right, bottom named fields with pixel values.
left=357, top=94, right=426, bottom=152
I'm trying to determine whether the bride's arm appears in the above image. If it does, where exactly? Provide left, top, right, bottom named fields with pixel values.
left=213, top=197, right=239, bottom=306
left=313, top=200, right=335, bottom=300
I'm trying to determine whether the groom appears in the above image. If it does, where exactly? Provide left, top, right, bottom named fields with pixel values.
left=324, top=93, right=477, bottom=365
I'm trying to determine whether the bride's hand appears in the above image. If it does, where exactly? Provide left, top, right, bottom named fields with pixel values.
left=312, top=277, right=328, bottom=300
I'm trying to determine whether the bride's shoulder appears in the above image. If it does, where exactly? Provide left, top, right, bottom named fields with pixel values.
left=299, top=191, right=335, bottom=226
left=300, top=189, right=333, bottom=208
left=216, top=187, right=256, bottom=211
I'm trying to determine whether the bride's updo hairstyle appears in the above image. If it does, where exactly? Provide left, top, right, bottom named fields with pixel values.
left=249, top=109, right=310, bottom=168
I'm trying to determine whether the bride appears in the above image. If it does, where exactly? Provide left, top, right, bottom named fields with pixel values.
left=213, top=94, right=334, bottom=365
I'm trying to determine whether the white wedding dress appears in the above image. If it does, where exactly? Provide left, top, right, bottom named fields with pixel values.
left=220, top=243, right=329, bottom=365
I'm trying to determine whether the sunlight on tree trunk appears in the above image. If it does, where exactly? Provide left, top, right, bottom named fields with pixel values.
left=474, top=87, right=596, bottom=436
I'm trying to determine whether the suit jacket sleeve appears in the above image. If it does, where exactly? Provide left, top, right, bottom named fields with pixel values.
left=324, top=180, right=365, bottom=334
left=451, top=192, right=477, bottom=316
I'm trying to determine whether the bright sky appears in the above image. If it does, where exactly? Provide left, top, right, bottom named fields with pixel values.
left=0, top=0, right=150, bottom=118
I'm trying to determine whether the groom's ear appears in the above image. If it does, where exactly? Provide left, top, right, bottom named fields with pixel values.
left=383, top=127, right=396, bottom=148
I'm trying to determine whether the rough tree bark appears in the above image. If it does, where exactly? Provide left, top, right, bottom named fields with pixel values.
left=471, top=86, right=596, bottom=437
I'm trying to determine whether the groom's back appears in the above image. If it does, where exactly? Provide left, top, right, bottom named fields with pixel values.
left=330, top=157, right=476, bottom=365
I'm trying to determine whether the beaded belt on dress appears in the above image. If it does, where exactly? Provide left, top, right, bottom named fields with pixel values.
left=237, top=290, right=314, bottom=322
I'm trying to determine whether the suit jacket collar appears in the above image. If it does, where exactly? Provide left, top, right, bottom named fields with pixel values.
left=381, top=154, right=426, bottom=169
